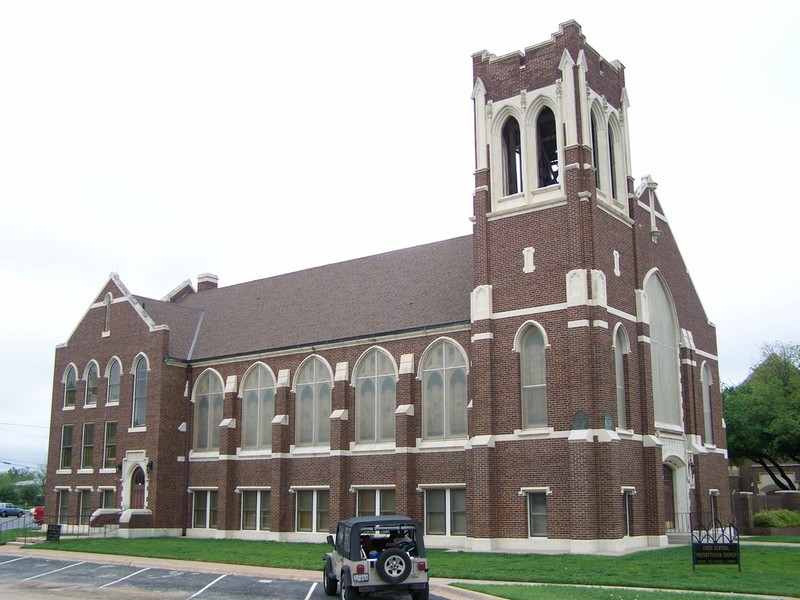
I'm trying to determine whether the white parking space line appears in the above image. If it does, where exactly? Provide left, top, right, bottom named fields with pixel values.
left=0, top=557, right=27, bottom=566
left=303, top=581, right=318, bottom=600
left=188, top=573, right=227, bottom=598
left=99, top=566, right=151, bottom=588
left=21, top=561, right=85, bottom=581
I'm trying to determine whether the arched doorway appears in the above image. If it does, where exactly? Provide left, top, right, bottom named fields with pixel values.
left=130, top=466, right=146, bottom=509
left=663, top=464, right=676, bottom=530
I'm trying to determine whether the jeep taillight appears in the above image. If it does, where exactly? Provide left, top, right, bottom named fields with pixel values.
left=417, top=561, right=426, bottom=571
left=356, top=564, right=366, bottom=574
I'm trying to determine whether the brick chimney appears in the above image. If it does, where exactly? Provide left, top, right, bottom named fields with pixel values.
left=197, top=273, right=219, bottom=292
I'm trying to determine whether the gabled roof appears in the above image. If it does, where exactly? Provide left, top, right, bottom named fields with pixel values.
left=133, top=297, right=203, bottom=359
left=139, top=235, right=473, bottom=362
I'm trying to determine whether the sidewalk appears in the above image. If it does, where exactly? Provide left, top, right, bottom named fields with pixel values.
left=1, top=543, right=795, bottom=600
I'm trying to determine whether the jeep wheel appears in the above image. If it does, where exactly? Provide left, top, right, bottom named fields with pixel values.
left=376, top=547, right=411, bottom=584
left=340, top=573, right=359, bottom=600
left=323, top=560, right=337, bottom=596
left=411, top=582, right=430, bottom=600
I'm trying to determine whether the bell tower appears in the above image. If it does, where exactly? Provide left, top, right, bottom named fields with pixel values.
left=466, top=21, right=642, bottom=547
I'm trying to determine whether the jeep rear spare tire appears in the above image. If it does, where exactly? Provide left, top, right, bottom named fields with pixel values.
left=376, top=547, right=411, bottom=584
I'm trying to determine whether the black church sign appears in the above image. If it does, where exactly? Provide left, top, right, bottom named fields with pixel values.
left=691, top=519, right=740, bottom=571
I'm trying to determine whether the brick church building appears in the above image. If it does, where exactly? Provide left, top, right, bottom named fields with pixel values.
left=46, top=22, right=730, bottom=553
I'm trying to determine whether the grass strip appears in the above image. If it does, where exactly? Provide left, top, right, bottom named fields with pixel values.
left=426, top=545, right=799, bottom=596
left=456, top=583, right=763, bottom=600
left=28, top=538, right=800, bottom=597
left=743, top=535, right=800, bottom=544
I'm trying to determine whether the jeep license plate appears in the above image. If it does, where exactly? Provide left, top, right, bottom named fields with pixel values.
left=353, top=574, right=369, bottom=582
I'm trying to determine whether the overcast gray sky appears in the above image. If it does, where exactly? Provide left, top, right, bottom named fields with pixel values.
left=1, top=1, right=798, bottom=472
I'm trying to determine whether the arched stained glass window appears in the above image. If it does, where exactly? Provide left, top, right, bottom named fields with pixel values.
left=193, top=370, right=224, bottom=451
left=242, top=364, right=276, bottom=451
left=701, top=363, right=714, bottom=445
left=85, top=363, right=98, bottom=406
left=646, top=274, right=681, bottom=428
left=295, top=357, right=332, bottom=447
left=520, top=325, right=547, bottom=428
left=420, top=340, right=468, bottom=440
left=64, top=366, right=77, bottom=408
left=132, top=356, right=148, bottom=427
left=614, top=326, right=630, bottom=430
left=107, top=359, right=121, bottom=404
left=355, top=349, right=396, bottom=444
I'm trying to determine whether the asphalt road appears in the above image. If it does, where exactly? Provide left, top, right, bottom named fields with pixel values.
left=0, top=513, right=33, bottom=526
left=0, top=551, right=451, bottom=600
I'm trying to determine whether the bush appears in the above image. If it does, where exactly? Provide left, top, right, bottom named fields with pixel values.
left=753, top=509, right=800, bottom=528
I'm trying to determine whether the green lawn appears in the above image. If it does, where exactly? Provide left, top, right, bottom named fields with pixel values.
left=28, top=538, right=800, bottom=598
left=744, top=535, right=800, bottom=544
left=427, top=546, right=799, bottom=597
left=0, top=527, right=41, bottom=544
left=456, top=584, right=761, bottom=600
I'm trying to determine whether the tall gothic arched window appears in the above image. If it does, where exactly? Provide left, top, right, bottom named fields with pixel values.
left=701, top=362, right=714, bottom=445
left=614, top=325, right=630, bottom=430
left=354, top=348, right=396, bottom=444
left=132, top=356, right=148, bottom=427
left=85, top=362, right=98, bottom=406
left=193, top=370, right=224, bottom=451
left=519, top=324, right=547, bottom=428
left=420, top=339, right=468, bottom=440
left=241, top=364, right=275, bottom=451
left=64, top=365, right=77, bottom=408
left=536, top=107, right=558, bottom=187
left=295, top=356, right=332, bottom=447
left=107, top=358, right=121, bottom=404
left=501, top=116, right=523, bottom=196
left=646, top=274, right=681, bottom=428
left=590, top=111, right=601, bottom=188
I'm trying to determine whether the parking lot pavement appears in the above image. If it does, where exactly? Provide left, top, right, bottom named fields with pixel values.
left=0, top=551, right=452, bottom=600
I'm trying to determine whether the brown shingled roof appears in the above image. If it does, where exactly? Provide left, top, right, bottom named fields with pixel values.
left=147, top=235, right=473, bottom=361
left=134, top=297, right=203, bottom=359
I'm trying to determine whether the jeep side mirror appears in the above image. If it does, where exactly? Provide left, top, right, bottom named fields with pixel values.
left=327, top=534, right=334, bottom=546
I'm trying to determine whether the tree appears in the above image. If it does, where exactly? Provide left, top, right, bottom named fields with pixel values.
left=0, top=466, right=46, bottom=506
left=723, top=342, right=800, bottom=491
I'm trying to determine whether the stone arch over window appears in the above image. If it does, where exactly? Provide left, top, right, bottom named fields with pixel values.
left=84, top=360, right=99, bottom=406
left=644, top=270, right=682, bottom=430
left=701, top=361, right=714, bottom=445
left=535, top=106, right=559, bottom=188
left=418, top=338, right=468, bottom=440
left=352, top=347, right=397, bottom=445
left=131, top=353, right=149, bottom=428
left=513, top=321, right=549, bottom=428
left=105, top=356, right=122, bottom=405
left=63, top=363, right=78, bottom=408
left=293, top=355, right=333, bottom=448
left=613, top=323, right=631, bottom=430
left=240, top=362, right=276, bottom=451
left=501, top=115, right=523, bottom=196
left=193, top=368, right=225, bottom=452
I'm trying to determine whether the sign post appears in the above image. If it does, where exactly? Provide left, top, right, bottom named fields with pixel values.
left=691, top=519, right=740, bottom=571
